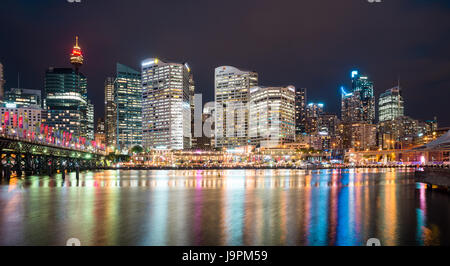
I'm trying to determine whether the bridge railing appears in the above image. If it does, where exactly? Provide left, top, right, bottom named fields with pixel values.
left=0, top=131, right=105, bottom=155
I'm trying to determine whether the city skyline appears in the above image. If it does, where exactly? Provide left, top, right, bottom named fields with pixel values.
left=0, top=0, right=449, bottom=126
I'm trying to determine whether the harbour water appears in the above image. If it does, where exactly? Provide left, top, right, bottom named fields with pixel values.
left=0, top=169, right=449, bottom=246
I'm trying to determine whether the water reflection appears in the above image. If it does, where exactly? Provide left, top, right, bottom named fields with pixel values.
left=0, top=168, right=448, bottom=246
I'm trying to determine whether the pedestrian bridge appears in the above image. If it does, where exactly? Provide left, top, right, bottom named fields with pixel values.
left=0, top=132, right=106, bottom=179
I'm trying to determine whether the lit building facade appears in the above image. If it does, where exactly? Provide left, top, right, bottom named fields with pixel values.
left=44, top=67, right=89, bottom=139
left=249, top=86, right=296, bottom=147
left=379, top=86, right=404, bottom=122
left=0, top=105, right=43, bottom=135
left=318, top=113, right=338, bottom=136
left=104, top=77, right=116, bottom=146
left=141, top=58, right=191, bottom=150
left=215, top=66, right=258, bottom=148
left=340, top=122, right=377, bottom=151
left=87, top=100, right=94, bottom=140
left=341, top=70, right=375, bottom=124
left=114, top=63, right=142, bottom=152
left=378, top=116, right=418, bottom=149
left=305, top=102, right=324, bottom=134
left=351, top=70, right=375, bottom=123
left=43, top=37, right=92, bottom=140
left=295, top=87, right=307, bottom=135
left=5, top=88, right=42, bottom=108
left=341, top=86, right=361, bottom=123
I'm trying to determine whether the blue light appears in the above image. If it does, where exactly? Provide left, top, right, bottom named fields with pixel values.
left=340, top=86, right=353, bottom=97
left=351, top=70, right=359, bottom=78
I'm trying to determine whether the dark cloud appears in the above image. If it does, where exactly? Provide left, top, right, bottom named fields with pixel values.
left=0, top=0, right=449, bottom=126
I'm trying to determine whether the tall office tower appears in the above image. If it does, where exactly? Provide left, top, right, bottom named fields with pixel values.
left=104, top=77, right=116, bottom=147
left=305, top=102, right=324, bottom=134
left=249, top=86, right=296, bottom=147
left=341, top=86, right=362, bottom=123
left=350, top=70, right=375, bottom=123
left=114, top=63, right=142, bottom=152
left=0, top=62, right=5, bottom=101
left=295, top=87, right=307, bottom=135
left=378, top=85, right=404, bottom=122
left=215, top=66, right=258, bottom=148
left=44, top=67, right=88, bottom=138
left=44, top=37, right=91, bottom=139
left=141, top=58, right=191, bottom=150
left=5, top=88, right=42, bottom=108
left=87, top=100, right=95, bottom=140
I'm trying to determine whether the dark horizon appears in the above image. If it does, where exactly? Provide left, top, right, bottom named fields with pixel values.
left=0, top=0, right=449, bottom=126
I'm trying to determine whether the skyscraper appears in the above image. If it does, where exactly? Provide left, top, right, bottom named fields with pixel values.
left=0, top=62, right=5, bottom=101
left=351, top=70, right=375, bottom=123
left=104, top=77, right=116, bottom=147
left=114, top=63, right=142, bottom=152
left=214, top=66, right=258, bottom=148
left=141, top=58, right=191, bottom=150
left=295, top=87, right=307, bottom=135
left=341, top=86, right=361, bottom=123
left=305, top=103, right=324, bottom=134
left=378, top=85, right=404, bottom=122
left=249, top=86, right=296, bottom=147
left=44, top=37, right=92, bottom=139
left=44, top=67, right=89, bottom=138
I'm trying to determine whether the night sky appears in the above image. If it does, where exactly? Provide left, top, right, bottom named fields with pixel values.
left=0, top=0, right=449, bottom=126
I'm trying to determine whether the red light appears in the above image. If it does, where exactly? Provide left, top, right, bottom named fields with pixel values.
left=72, top=50, right=82, bottom=56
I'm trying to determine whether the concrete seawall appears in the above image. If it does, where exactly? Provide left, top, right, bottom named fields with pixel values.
left=415, top=167, right=450, bottom=191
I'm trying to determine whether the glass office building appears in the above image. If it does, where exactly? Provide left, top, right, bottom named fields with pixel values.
left=114, top=63, right=142, bottom=152
left=351, top=70, right=375, bottom=123
left=141, top=58, right=191, bottom=150
left=378, top=86, right=404, bottom=122
left=44, top=67, right=90, bottom=138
